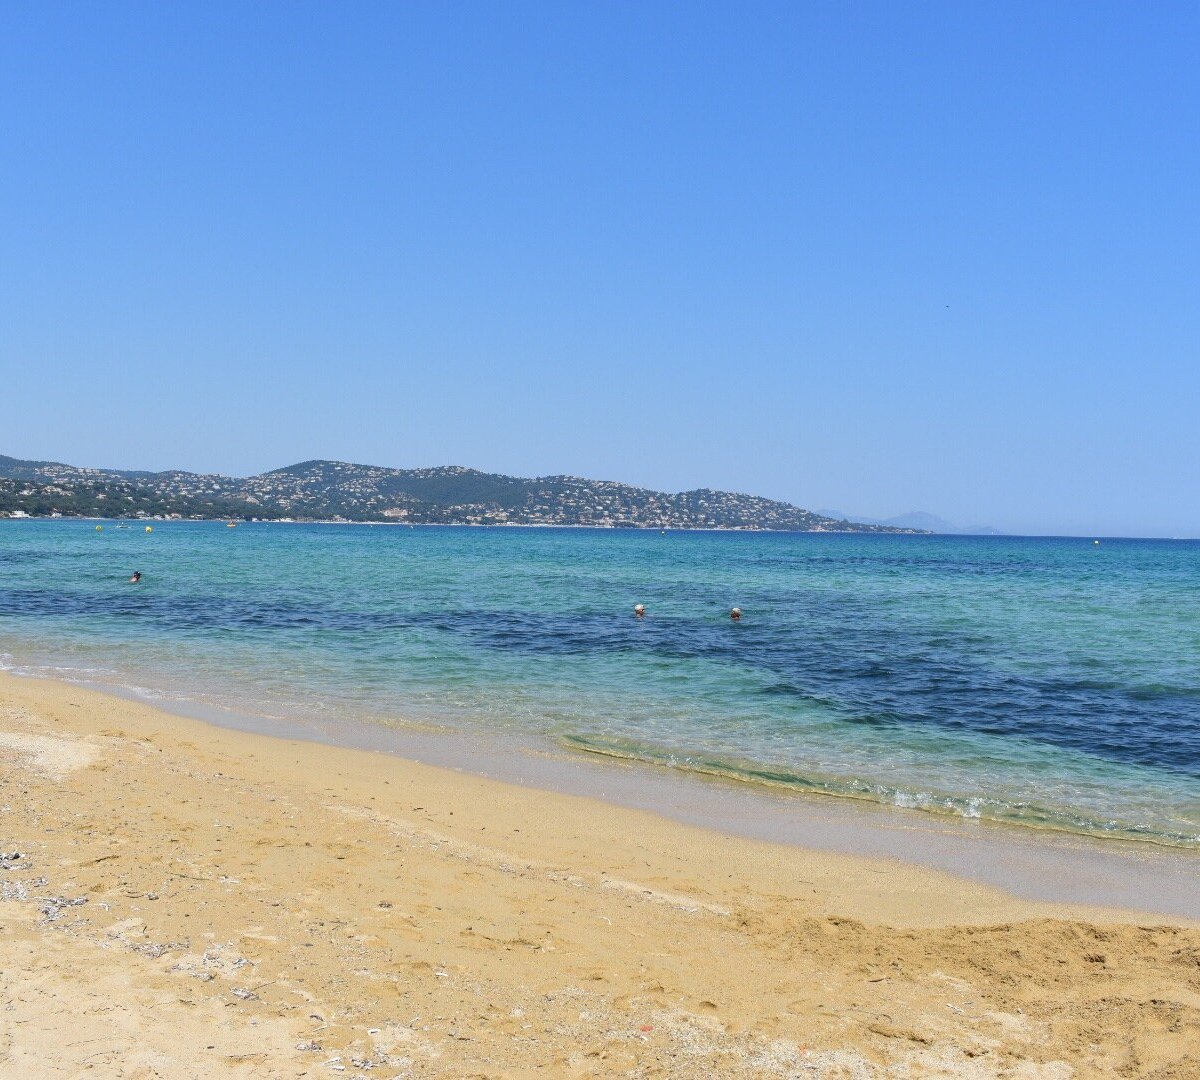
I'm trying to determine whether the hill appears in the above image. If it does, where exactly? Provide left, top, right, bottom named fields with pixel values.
left=818, top=507, right=1003, bottom=535
left=0, top=455, right=921, bottom=532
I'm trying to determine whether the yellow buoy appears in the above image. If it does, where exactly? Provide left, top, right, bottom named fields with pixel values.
left=95, top=524, right=103, bottom=531
left=145, top=526, right=153, bottom=533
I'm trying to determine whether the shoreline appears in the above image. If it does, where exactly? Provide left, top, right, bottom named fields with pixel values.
left=6, top=662, right=1198, bottom=920
left=4, top=663, right=1198, bottom=920
left=3, top=671, right=1199, bottom=1077
left=1, top=516, right=914, bottom=533
left=11, top=516, right=1200, bottom=539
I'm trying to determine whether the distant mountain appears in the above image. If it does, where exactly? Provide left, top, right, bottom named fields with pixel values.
left=819, top=507, right=1003, bottom=535
left=870, top=511, right=1004, bottom=535
left=0, top=454, right=923, bottom=532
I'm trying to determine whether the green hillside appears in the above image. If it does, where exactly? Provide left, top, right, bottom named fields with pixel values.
left=0, top=455, right=920, bottom=531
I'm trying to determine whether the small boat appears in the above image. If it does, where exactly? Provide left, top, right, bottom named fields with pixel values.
left=226, top=521, right=239, bottom=528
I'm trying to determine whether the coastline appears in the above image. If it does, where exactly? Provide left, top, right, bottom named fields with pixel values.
left=45, top=664, right=1200, bottom=921
left=14, top=515, right=1200, bottom=537
left=1, top=516, right=908, bottom=532
left=3, top=671, right=1198, bottom=1077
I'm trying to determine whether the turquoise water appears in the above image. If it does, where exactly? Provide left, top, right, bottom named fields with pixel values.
left=2, top=521, right=1198, bottom=847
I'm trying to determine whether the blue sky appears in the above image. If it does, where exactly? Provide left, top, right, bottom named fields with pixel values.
left=2, top=2, right=1197, bottom=536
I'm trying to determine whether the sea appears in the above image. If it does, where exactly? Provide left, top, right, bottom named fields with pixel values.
left=1, top=520, right=1198, bottom=848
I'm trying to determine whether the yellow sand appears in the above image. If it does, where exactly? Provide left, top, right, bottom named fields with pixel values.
left=1, top=672, right=1197, bottom=1078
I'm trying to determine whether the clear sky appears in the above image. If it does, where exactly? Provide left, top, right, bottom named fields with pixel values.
left=2, top=2, right=1197, bottom=536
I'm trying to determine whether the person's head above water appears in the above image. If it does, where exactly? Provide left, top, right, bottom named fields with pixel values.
left=730, top=607, right=742, bottom=620
left=129, top=571, right=142, bottom=583
left=634, top=604, right=646, bottom=617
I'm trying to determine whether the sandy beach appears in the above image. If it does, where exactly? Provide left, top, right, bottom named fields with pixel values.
left=1, top=671, right=1197, bottom=1079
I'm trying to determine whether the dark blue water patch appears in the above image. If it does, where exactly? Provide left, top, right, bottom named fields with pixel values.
left=2, top=578, right=1199, bottom=778
left=0, top=583, right=449, bottom=633
left=421, top=608, right=1200, bottom=777
left=0, top=585, right=654, bottom=644
left=426, top=612, right=633, bottom=655
left=1128, top=684, right=1200, bottom=702
left=0, top=549, right=56, bottom=564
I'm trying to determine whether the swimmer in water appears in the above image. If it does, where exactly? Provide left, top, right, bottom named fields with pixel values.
left=730, top=607, right=742, bottom=621
left=129, top=571, right=142, bottom=584
left=634, top=603, right=646, bottom=618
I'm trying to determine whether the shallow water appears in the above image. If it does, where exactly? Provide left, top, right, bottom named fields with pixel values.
left=1, top=521, right=1198, bottom=846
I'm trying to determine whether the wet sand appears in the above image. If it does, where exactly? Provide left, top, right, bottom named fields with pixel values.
left=2, top=671, right=1198, bottom=1078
